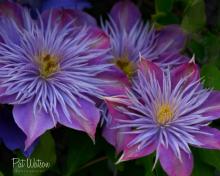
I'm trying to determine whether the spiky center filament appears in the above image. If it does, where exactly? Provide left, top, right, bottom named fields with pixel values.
left=115, top=56, right=135, bottom=78
left=156, top=104, right=174, bottom=125
left=38, top=53, right=59, bottom=78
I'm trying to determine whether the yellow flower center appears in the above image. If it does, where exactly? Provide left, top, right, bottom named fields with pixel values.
left=38, top=53, right=60, bottom=78
left=115, top=56, right=135, bottom=78
left=156, top=104, right=174, bottom=125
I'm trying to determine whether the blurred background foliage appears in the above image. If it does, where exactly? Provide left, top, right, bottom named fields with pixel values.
left=0, top=0, right=220, bottom=175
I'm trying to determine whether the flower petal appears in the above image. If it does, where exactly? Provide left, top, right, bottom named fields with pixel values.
left=0, top=2, right=23, bottom=26
left=98, top=66, right=130, bottom=96
left=0, top=87, right=16, bottom=103
left=199, top=91, right=220, bottom=120
left=159, top=145, right=193, bottom=176
left=0, top=106, right=24, bottom=151
left=87, top=27, right=110, bottom=50
left=103, top=97, right=131, bottom=152
left=137, top=59, right=163, bottom=87
left=155, top=52, right=190, bottom=68
left=155, top=25, right=187, bottom=53
left=171, top=60, right=200, bottom=89
left=58, top=98, right=100, bottom=140
left=13, top=100, right=55, bottom=149
left=0, top=105, right=38, bottom=157
left=110, top=0, right=141, bottom=31
left=41, top=0, right=91, bottom=11
left=41, top=8, right=96, bottom=28
left=0, top=2, right=23, bottom=44
left=118, top=141, right=156, bottom=162
left=194, top=126, right=220, bottom=149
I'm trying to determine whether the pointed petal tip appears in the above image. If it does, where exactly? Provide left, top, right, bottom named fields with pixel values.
left=24, top=138, right=34, bottom=151
left=138, top=52, right=144, bottom=61
left=104, top=96, right=122, bottom=102
left=189, top=54, right=196, bottom=64
left=89, top=133, right=96, bottom=145
left=115, top=153, right=125, bottom=165
left=110, top=0, right=141, bottom=31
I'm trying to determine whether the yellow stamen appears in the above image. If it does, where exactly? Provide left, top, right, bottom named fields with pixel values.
left=38, top=53, right=59, bottom=78
left=115, top=56, right=135, bottom=78
left=156, top=104, right=174, bottom=125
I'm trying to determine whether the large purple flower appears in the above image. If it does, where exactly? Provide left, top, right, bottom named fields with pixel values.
left=102, top=0, right=188, bottom=78
left=0, top=2, right=122, bottom=149
left=103, top=58, right=220, bottom=176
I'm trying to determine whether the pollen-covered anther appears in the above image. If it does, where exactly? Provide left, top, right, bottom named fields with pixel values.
left=38, top=53, right=60, bottom=78
left=156, top=104, right=174, bottom=125
left=115, top=56, right=135, bottom=78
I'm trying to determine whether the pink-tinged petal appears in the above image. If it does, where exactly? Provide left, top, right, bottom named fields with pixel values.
left=159, top=145, right=193, bottom=176
left=105, top=95, right=131, bottom=108
left=199, top=91, right=220, bottom=120
left=0, top=2, right=23, bottom=26
left=58, top=98, right=100, bottom=140
left=155, top=52, right=190, bottom=68
left=103, top=98, right=131, bottom=152
left=98, top=66, right=130, bottom=96
left=57, top=104, right=83, bottom=131
left=155, top=25, right=187, bottom=53
left=118, top=141, right=156, bottom=162
left=83, top=27, right=111, bottom=67
left=110, top=0, right=141, bottom=31
left=194, top=126, right=220, bottom=149
left=137, top=59, right=163, bottom=87
left=171, top=60, right=200, bottom=89
left=103, top=122, right=130, bottom=153
left=41, top=8, right=96, bottom=28
left=13, top=101, right=55, bottom=150
left=102, top=124, right=117, bottom=147
left=87, top=27, right=110, bottom=50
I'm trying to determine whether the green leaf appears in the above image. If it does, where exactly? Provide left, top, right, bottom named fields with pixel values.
left=136, top=154, right=155, bottom=176
left=181, top=0, right=206, bottom=32
left=155, top=0, right=174, bottom=13
left=152, top=12, right=179, bottom=25
left=0, top=171, right=4, bottom=176
left=196, top=149, right=220, bottom=170
left=187, top=38, right=205, bottom=63
left=64, top=132, right=98, bottom=176
left=201, top=33, right=220, bottom=66
left=201, top=64, right=220, bottom=90
left=13, top=132, right=56, bottom=176
left=192, top=159, right=214, bottom=176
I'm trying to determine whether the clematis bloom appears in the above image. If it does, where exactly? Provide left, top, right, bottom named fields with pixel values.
left=102, top=0, right=188, bottom=78
left=0, top=2, right=122, bottom=149
left=103, top=58, right=220, bottom=176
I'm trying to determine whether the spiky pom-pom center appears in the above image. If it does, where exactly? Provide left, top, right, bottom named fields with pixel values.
left=115, top=56, right=135, bottom=78
left=156, top=104, right=174, bottom=125
left=38, top=53, right=60, bottom=78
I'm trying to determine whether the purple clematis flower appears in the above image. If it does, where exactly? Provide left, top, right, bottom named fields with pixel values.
left=0, top=2, right=124, bottom=149
left=102, top=0, right=188, bottom=78
left=103, top=58, right=220, bottom=176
